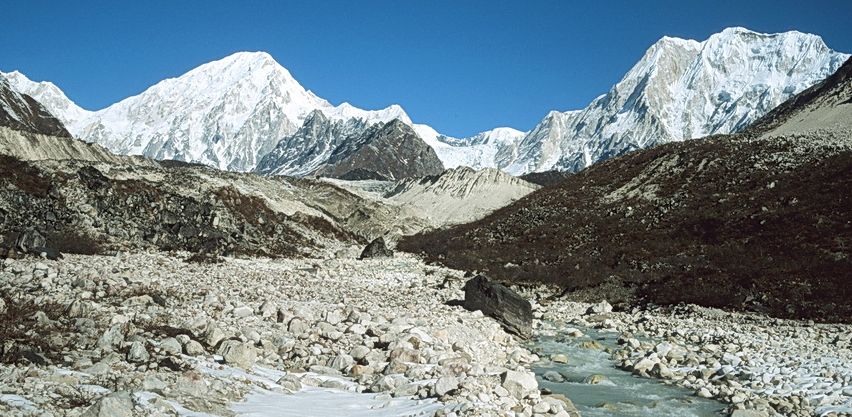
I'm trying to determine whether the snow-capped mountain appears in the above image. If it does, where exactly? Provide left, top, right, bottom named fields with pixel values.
left=3, top=52, right=511, bottom=173
left=2, top=70, right=92, bottom=132
left=77, top=52, right=417, bottom=171
left=4, top=27, right=847, bottom=176
left=503, top=27, right=849, bottom=174
left=0, top=73, right=72, bottom=138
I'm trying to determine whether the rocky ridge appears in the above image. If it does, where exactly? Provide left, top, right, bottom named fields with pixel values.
left=6, top=28, right=846, bottom=176
left=310, top=119, right=445, bottom=181
left=0, top=75, right=71, bottom=138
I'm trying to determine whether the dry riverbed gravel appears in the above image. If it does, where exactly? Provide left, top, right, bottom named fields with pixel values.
left=0, top=249, right=848, bottom=417
left=0, top=250, right=577, bottom=417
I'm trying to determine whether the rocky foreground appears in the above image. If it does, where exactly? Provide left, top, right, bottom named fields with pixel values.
left=0, top=249, right=849, bottom=417
left=0, top=249, right=576, bottom=417
left=536, top=300, right=852, bottom=417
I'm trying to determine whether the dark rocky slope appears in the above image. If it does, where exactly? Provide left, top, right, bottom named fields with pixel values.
left=312, top=119, right=444, bottom=180
left=400, top=61, right=852, bottom=321
left=0, top=75, right=71, bottom=138
left=0, top=157, right=358, bottom=258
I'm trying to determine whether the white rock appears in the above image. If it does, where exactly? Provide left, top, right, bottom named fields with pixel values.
left=434, top=376, right=459, bottom=396
left=501, top=370, right=538, bottom=399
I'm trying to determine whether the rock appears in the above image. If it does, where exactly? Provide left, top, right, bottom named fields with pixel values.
left=126, top=341, right=150, bottom=363
left=578, top=340, right=604, bottom=350
left=159, top=337, right=182, bottom=356
left=583, top=374, right=609, bottom=384
left=544, top=394, right=580, bottom=417
left=393, top=383, right=420, bottom=397
left=277, top=374, right=303, bottom=392
left=15, top=229, right=45, bottom=252
left=184, top=340, right=205, bottom=356
left=501, top=370, right=538, bottom=399
left=542, top=370, right=564, bottom=382
left=232, top=306, right=253, bottom=318
left=433, top=376, right=459, bottom=396
left=81, top=391, right=134, bottom=417
left=350, top=345, right=371, bottom=361
left=586, top=300, right=613, bottom=314
left=142, top=375, right=169, bottom=394
left=329, top=353, right=354, bottom=371
left=204, top=325, right=227, bottom=348
left=97, top=324, right=125, bottom=351
left=358, top=237, right=393, bottom=259
left=258, top=300, right=277, bottom=319
left=731, top=410, right=768, bottom=417
left=217, top=340, right=257, bottom=369
left=462, top=275, right=533, bottom=338
left=288, top=318, right=309, bottom=336
left=551, top=354, right=569, bottom=364
left=633, top=357, right=656, bottom=373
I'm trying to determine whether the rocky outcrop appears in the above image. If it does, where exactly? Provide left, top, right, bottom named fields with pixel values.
left=462, top=275, right=532, bottom=338
left=358, top=237, right=393, bottom=260
left=311, top=119, right=444, bottom=180
left=0, top=156, right=365, bottom=258
left=0, top=75, right=71, bottom=138
left=255, top=110, right=371, bottom=176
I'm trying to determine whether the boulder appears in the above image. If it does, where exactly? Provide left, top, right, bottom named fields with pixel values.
left=82, top=391, right=134, bottom=417
left=433, top=376, right=459, bottom=396
left=501, top=370, right=538, bottom=399
left=731, top=411, right=769, bottom=417
left=217, top=340, right=257, bottom=369
left=586, top=300, right=613, bottom=314
left=542, top=370, right=565, bottom=382
left=358, top=237, right=393, bottom=259
left=126, top=341, right=150, bottom=363
left=462, top=275, right=532, bottom=338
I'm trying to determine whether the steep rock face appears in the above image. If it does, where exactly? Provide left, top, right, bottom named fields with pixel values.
left=2, top=70, right=92, bottom=131
left=0, top=75, right=72, bottom=138
left=255, top=110, right=371, bottom=176
left=748, top=57, right=852, bottom=137
left=400, top=60, right=852, bottom=321
left=504, top=28, right=849, bottom=174
left=312, top=120, right=444, bottom=180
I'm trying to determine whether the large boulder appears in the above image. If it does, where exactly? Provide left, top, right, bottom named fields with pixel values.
left=462, top=275, right=532, bottom=338
left=500, top=370, right=538, bottom=399
left=358, top=237, right=393, bottom=260
left=82, top=391, right=134, bottom=417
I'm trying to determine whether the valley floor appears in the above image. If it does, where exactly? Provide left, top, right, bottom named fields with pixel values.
left=0, top=250, right=848, bottom=417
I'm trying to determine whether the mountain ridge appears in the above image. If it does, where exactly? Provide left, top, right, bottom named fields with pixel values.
left=4, top=27, right=848, bottom=176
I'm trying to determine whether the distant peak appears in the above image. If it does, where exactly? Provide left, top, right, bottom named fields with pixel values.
left=225, top=51, right=276, bottom=62
left=719, top=26, right=758, bottom=36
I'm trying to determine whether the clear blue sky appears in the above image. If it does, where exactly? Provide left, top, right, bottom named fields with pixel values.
left=3, top=1, right=851, bottom=137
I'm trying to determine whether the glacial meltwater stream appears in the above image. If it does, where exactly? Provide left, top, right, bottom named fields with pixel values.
left=530, top=326, right=727, bottom=417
